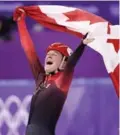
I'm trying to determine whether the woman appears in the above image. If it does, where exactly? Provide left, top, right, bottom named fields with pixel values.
left=14, top=8, right=93, bottom=135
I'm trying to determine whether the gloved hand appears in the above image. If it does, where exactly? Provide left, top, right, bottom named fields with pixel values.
left=13, top=7, right=26, bottom=21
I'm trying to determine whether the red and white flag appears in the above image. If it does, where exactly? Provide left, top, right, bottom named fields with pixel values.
left=14, top=5, right=120, bottom=97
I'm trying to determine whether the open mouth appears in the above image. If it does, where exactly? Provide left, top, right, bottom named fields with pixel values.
left=46, top=61, right=53, bottom=65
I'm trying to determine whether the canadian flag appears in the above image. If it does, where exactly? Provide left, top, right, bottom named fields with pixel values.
left=14, top=5, right=120, bottom=97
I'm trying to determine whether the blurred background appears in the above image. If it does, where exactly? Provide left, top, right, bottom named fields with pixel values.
left=0, top=1, right=119, bottom=135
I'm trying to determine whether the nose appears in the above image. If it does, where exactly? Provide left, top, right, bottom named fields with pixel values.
left=46, top=56, right=52, bottom=61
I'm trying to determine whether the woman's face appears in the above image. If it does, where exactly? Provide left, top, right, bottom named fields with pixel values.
left=44, top=50, right=63, bottom=73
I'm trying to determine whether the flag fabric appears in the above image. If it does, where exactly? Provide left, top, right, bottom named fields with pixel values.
left=14, top=5, right=120, bottom=97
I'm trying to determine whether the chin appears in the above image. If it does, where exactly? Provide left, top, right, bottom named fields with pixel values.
left=45, top=65, right=56, bottom=73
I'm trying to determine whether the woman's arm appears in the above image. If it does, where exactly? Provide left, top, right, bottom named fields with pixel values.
left=65, top=41, right=86, bottom=71
left=63, top=35, right=94, bottom=74
left=16, top=11, right=44, bottom=83
left=58, top=36, right=94, bottom=93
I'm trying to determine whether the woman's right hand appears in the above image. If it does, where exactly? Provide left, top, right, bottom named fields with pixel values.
left=13, top=8, right=26, bottom=21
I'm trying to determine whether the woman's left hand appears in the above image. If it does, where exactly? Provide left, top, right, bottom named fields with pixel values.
left=83, top=38, right=95, bottom=44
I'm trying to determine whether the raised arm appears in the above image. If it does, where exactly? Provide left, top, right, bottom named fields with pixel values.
left=15, top=10, right=44, bottom=83
left=58, top=36, right=94, bottom=93
left=65, top=41, right=86, bottom=71
left=64, top=34, right=93, bottom=71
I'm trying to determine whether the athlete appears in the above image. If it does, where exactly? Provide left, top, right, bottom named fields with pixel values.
left=14, top=9, right=94, bottom=135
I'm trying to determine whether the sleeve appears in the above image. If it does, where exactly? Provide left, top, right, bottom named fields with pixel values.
left=17, top=18, right=45, bottom=83
left=65, top=41, right=86, bottom=71
left=58, top=41, right=86, bottom=93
